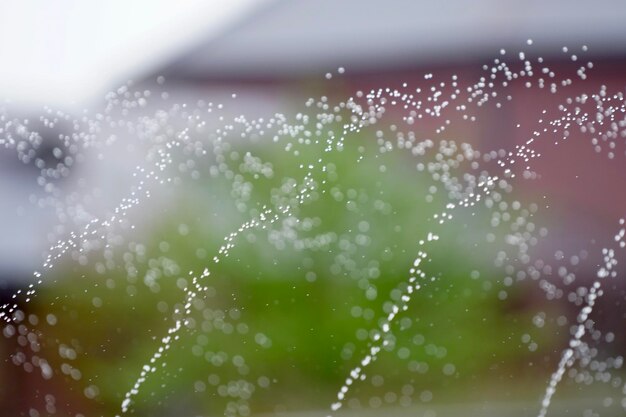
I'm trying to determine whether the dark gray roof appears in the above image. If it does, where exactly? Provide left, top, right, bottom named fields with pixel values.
left=162, top=0, right=626, bottom=79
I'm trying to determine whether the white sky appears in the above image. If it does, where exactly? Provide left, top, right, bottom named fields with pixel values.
left=0, top=0, right=264, bottom=109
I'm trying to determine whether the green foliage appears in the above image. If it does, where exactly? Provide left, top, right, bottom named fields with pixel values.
left=32, top=124, right=561, bottom=416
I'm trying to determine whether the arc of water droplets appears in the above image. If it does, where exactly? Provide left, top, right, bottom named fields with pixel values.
left=329, top=44, right=597, bottom=414
left=3, top=76, right=368, bottom=415
left=523, top=85, right=626, bottom=414
left=0, top=110, right=200, bottom=417
left=117, top=86, right=385, bottom=413
left=117, top=111, right=358, bottom=413
left=330, top=237, right=433, bottom=413
left=1, top=87, right=329, bottom=404
left=1, top=93, right=300, bottom=413
left=329, top=175, right=499, bottom=414
left=0, top=139, right=177, bottom=323
left=118, top=205, right=284, bottom=415
left=0, top=142, right=178, bottom=397
left=537, top=219, right=623, bottom=417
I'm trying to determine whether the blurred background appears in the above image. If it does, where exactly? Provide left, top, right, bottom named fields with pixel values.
left=2, top=1, right=626, bottom=416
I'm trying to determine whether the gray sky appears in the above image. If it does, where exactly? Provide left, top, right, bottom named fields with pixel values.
left=0, top=0, right=265, bottom=109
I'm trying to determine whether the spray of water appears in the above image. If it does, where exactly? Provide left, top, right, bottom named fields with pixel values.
left=1, top=40, right=626, bottom=416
